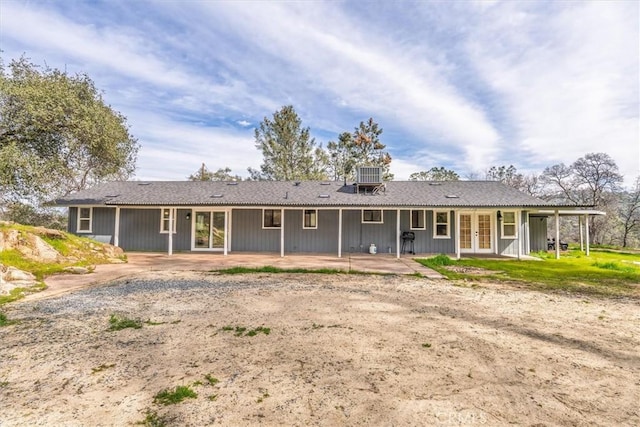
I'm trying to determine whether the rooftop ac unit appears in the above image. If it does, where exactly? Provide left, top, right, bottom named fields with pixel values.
left=357, top=166, right=382, bottom=184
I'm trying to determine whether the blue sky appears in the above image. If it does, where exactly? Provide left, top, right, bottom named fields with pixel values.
left=1, top=1, right=638, bottom=184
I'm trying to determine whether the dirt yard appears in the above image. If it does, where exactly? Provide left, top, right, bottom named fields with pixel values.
left=1, top=272, right=638, bottom=426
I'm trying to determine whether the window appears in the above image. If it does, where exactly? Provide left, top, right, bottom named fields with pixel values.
left=160, top=208, right=177, bottom=233
left=501, top=211, right=517, bottom=238
left=433, top=211, right=450, bottom=238
left=263, top=209, right=282, bottom=228
left=77, top=207, right=92, bottom=233
left=410, top=210, right=425, bottom=230
left=303, top=209, right=317, bottom=229
left=362, top=209, right=383, bottom=223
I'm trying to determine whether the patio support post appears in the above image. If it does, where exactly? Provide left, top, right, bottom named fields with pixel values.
left=455, top=210, right=461, bottom=260
left=114, top=207, right=120, bottom=248
left=338, top=208, right=343, bottom=258
left=579, top=215, right=584, bottom=251
left=280, top=208, right=285, bottom=258
left=555, top=210, right=560, bottom=259
left=223, top=210, right=228, bottom=256
left=585, top=214, right=590, bottom=256
left=517, top=211, right=522, bottom=260
left=396, top=209, right=400, bottom=259
left=168, top=207, right=173, bottom=256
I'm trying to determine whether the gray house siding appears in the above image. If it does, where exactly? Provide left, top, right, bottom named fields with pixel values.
left=497, top=211, right=531, bottom=256
left=68, top=207, right=116, bottom=244
left=119, top=208, right=191, bottom=252
left=231, top=209, right=280, bottom=252
left=284, top=209, right=339, bottom=253
left=399, top=210, right=456, bottom=254
left=529, top=215, right=548, bottom=252
left=340, top=209, right=398, bottom=254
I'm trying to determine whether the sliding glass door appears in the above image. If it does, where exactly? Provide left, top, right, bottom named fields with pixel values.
left=193, top=211, right=226, bottom=250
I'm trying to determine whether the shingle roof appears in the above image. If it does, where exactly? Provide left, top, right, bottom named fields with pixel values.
left=54, top=180, right=577, bottom=209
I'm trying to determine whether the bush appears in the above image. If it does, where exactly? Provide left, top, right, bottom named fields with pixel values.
left=1, top=203, right=67, bottom=230
left=428, top=254, right=453, bottom=266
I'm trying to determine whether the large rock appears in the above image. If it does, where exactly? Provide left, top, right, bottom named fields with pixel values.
left=0, top=265, right=38, bottom=295
left=30, top=235, right=61, bottom=262
left=4, top=267, right=36, bottom=282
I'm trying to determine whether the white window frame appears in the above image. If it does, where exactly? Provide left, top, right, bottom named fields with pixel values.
left=362, top=209, right=383, bottom=224
left=160, top=208, right=177, bottom=234
left=433, top=210, right=450, bottom=239
left=262, top=209, right=282, bottom=229
left=410, top=209, right=426, bottom=230
left=302, top=209, right=318, bottom=229
left=501, top=211, right=518, bottom=239
left=77, top=207, right=93, bottom=233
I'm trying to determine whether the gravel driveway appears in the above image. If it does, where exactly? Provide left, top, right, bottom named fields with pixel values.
left=1, top=271, right=638, bottom=426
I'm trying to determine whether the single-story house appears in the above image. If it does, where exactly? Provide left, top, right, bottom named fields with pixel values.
left=54, top=168, right=601, bottom=259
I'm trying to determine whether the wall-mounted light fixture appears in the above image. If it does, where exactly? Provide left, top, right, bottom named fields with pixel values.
left=497, top=210, right=503, bottom=221
left=186, top=212, right=191, bottom=220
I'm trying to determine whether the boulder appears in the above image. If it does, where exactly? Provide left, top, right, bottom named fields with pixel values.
left=4, top=266, right=36, bottom=282
left=0, top=265, right=38, bottom=294
left=31, top=235, right=61, bottom=262
left=63, top=266, right=91, bottom=275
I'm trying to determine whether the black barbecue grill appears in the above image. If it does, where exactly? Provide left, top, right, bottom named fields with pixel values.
left=401, top=231, right=415, bottom=254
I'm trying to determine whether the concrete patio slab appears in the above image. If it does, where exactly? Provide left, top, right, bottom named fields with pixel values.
left=27, top=252, right=443, bottom=302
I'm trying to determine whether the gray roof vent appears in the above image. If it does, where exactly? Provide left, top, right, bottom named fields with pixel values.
left=106, top=194, right=120, bottom=198
left=320, top=182, right=331, bottom=186
left=319, top=194, right=330, bottom=198
left=445, top=194, right=459, bottom=198
left=138, top=182, right=151, bottom=186
left=227, top=182, right=238, bottom=186
left=429, top=182, right=442, bottom=186
left=211, top=194, right=224, bottom=198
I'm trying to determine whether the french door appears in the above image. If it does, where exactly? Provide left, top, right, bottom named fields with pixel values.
left=193, top=211, right=226, bottom=251
left=459, top=212, right=493, bottom=253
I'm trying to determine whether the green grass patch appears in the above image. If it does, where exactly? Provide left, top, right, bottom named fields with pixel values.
left=592, top=261, right=636, bottom=273
left=135, top=410, right=167, bottom=427
left=108, top=314, right=142, bottom=331
left=417, top=250, right=640, bottom=297
left=153, top=385, right=198, bottom=405
left=0, top=282, right=47, bottom=306
left=215, top=265, right=349, bottom=275
left=0, top=249, right=67, bottom=281
left=221, top=325, right=270, bottom=337
left=0, top=312, right=16, bottom=327
left=204, top=374, right=219, bottom=386
left=421, top=342, right=432, bottom=348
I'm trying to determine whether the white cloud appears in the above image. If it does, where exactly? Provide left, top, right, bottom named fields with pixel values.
left=466, top=1, right=639, bottom=182
left=127, top=112, right=260, bottom=181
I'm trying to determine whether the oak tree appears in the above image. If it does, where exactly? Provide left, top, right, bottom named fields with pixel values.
left=0, top=56, right=139, bottom=205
